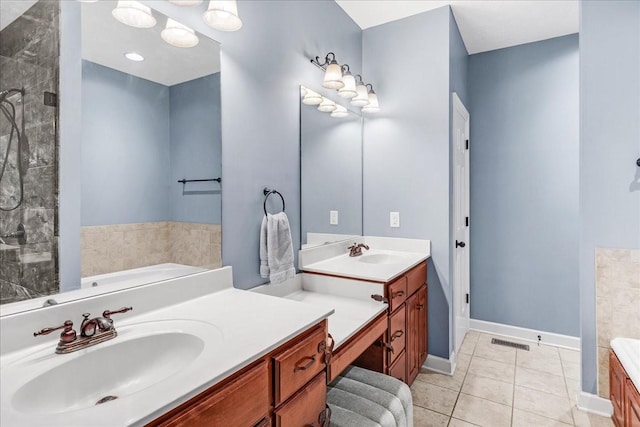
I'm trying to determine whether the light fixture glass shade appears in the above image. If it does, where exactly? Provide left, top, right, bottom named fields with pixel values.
left=302, top=89, right=322, bottom=105
left=318, top=98, right=336, bottom=113
left=351, top=83, right=370, bottom=107
left=112, top=1, right=156, bottom=28
left=161, top=18, right=199, bottom=48
left=362, top=92, right=380, bottom=113
left=322, top=60, right=344, bottom=90
left=203, top=0, right=242, bottom=31
left=331, top=105, right=349, bottom=118
left=169, top=0, right=203, bottom=5
left=338, top=72, right=357, bottom=98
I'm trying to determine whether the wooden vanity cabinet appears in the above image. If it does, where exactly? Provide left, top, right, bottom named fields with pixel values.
left=353, top=262, right=428, bottom=386
left=148, top=320, right=329, bottom=427
left=610, top=350, right=640, bottom=427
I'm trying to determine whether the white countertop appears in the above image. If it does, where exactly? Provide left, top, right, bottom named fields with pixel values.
left=611, top=337, right=640, bottom=392
left=302, top=249, right=429, bottom=282
left=1, top=287, right=333, bottom=427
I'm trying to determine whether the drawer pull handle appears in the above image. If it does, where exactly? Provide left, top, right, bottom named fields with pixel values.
left=371, top=294, right=389, bottom=304
left=392, top=291, right=405, bottom=298
left=417, top=304, right=424, bottom=311
left=294, top=355, right=316, bottom=372
left=390, top=330, right=404, bottom=341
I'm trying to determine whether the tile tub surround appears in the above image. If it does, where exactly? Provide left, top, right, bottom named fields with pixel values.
left=81, top=222, right=221, bottom=277
left=0, top=0, right=60, bottom=304
left=595, top=248, right=640, bottom=398
left=411, top=331, right=614, bottom=427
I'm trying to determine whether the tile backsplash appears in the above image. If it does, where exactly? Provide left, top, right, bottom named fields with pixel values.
left=595, top=247, right=640, bottom=397
left=81, top=221, right=221, bottom=277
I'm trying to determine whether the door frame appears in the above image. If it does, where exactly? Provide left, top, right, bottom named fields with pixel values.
left=452, top=92, right=470, bottom=355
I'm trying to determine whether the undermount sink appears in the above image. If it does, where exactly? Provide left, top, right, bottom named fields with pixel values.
left=7, top=320, right=221, bottom=415
left=358, top=253, right=406, bottom=265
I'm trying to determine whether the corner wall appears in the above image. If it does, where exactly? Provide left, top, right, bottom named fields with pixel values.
left=579, top=0, right=640, bottom=395
left=467, top=35, right=580, bottom=337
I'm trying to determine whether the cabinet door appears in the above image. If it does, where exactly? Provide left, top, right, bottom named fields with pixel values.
left=610, top=351, right=626, bottom=427
left=388, top=350, right=407, bottom=383
left=625, top=379, right=640, bottom=427
left=406, top=292, right=420, bottom=385
left=417, top=286, right=428, bottom=365
left=275, top=372, right=327, bottom=427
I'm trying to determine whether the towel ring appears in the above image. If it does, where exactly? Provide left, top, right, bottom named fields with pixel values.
left=263, top=188, right=285, bottom=216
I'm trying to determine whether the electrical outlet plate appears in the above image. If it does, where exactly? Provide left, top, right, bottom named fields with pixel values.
left=330, top=210, right=338, bottom=225
left=390, top=212, right=400, bottom=228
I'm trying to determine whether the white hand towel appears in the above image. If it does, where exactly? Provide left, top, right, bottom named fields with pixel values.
left=259, top=215, right=269, bottom=278
left=261, top=212, right=295, bottom=284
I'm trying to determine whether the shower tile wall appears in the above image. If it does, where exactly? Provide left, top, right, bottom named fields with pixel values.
left=0, top=1, right=59, bottom=304
left=81, top=222, right=222, bottom=277
left=595, top=247, right=640, bottom=398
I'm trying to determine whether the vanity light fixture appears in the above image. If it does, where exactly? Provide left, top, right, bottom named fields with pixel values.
left=124, top=52, right=145, bottom=61
left=302, top=88, right=323, bottom=106
left=203, top=0, right=243, bottom=32
left=362, top=84, right=380, bottom=113
left=337, top=65, right=357, bottom=99
left=161, top=18, right=199, bottom=48
left=331, top=105, right=349, bottom=118
left=112, top=1, right=156, bottom=28
left=311, top=53, right=344, bottom=90
left=318, top=97, right=337, bottom=113
left=169, top=0, right=203, bottom=5
left=350, top=75, right=370, bottom=107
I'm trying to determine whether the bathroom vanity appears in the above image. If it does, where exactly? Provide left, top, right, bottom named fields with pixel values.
left=610, top=339, right=640, bottom=427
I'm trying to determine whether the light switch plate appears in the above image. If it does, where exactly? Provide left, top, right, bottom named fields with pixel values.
left=390, top=212, right=400, bottom=228
left=330, top=210, right=339, bottom=225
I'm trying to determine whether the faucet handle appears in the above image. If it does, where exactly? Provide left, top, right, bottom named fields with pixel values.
left=34, top=320, right=77, bottom=343
left=102, top=306, right=133, bottom=319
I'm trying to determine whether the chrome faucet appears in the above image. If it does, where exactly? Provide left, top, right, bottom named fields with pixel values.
left=34, top=307, right=133, bottom=354
left=348, top=243, right=370, bottom=257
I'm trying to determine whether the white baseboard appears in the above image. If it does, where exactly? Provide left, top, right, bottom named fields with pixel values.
left=576, top=392, right=613, bottom=417
left=469, top=319, right=580, bottom=350
left=422, top=353, right=455, bottom=376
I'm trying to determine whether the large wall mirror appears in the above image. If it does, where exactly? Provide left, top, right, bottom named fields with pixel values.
left=300, top=85, right=362, bottom=248
left=0, top=1, right=221, bottom=312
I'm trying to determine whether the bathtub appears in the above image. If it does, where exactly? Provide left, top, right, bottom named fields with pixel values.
left=611, top=337, right=640, bottom=391
left=81, top=263, right=208, bottom=289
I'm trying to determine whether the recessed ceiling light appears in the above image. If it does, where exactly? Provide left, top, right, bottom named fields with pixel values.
left=124, top=52, right=144, bottom=62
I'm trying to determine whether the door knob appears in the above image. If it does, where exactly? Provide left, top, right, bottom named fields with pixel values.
left=456, top=240, right=466, bottom=248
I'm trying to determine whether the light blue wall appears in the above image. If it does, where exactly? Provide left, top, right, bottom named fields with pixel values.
left=169, top=73, right=222, bottom=224
left=362, top=6, right=452, bottom=358
left=81, top=61, right=171, bottom=226
left=467, top=35, right=580, bottom=336
left=580, top=1, right=640, bottom=394
left=300, top=101, right=362, bottom=241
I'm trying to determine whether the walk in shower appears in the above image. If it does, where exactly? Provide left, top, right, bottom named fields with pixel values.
left=0, top=0, right=59, bottom=303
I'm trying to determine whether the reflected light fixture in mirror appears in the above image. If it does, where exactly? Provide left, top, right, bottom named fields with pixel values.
left=362, top=84, right=380, bottom=113
left=338, top=65, right=357, bottom=98
left=318, top=97, right=337, bottom=113
left=302, top=89, right=323, bottom=106
left=169, top=0, right=204, bottom=5
left=162, top=18, right=200, bottom=48
left=203, top=0, right=243, bottom=31
left=331, top=105, right=349, bottom=118
left=112, top=1, right=156, bottom=28
left=351, top=76, right=370, bottom=107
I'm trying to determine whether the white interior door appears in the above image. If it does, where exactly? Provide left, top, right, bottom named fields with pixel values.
left=452, top=93, right=470, bottom=354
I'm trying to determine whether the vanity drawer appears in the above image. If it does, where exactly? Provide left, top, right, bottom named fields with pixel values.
left=275, top=372, right=327, bottom=427
left=388, top=277, right=407, bottom=312
left=406, top=262, right=426, bottom=297
left=274, top=321, right=327, bottom=405
left=388, top=305, right=406, bottom=364
left=388, top=350, right=407, bottom=383
left=150, top=360, right=269, bottom=427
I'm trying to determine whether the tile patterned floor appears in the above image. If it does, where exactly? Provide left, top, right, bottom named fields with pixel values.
left=410, top=331, right=614, bottom=427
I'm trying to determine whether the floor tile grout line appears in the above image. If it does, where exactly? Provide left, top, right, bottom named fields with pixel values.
left=447, top=333, right=477, bottom=427
left=511, top=349, right=517, bottom=427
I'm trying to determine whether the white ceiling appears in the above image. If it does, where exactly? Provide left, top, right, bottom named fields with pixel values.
left=335, top=0, right=579, bottom=54
left=81, top=1, right=220, bottom=86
